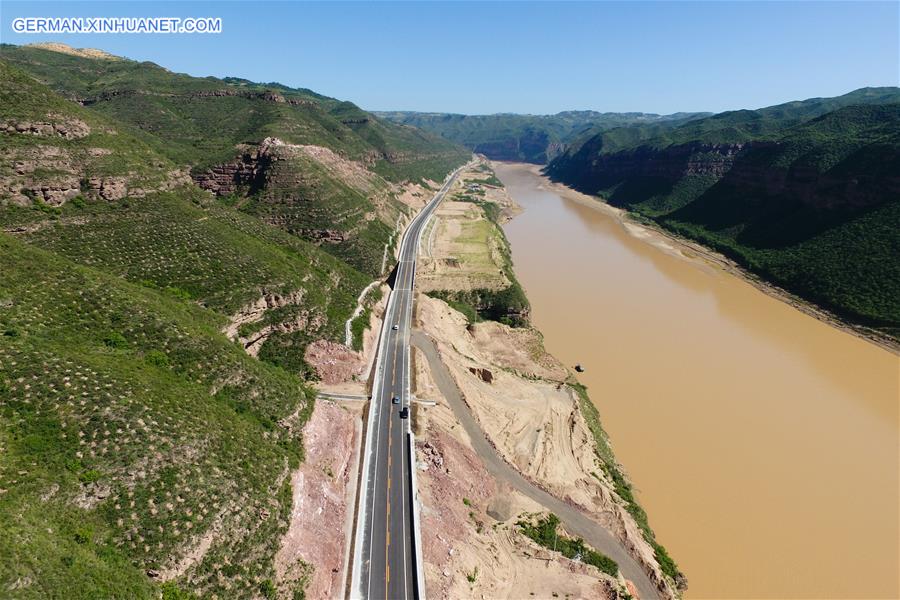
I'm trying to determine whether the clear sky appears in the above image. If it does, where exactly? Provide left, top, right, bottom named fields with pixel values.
left=1, top=1, right=898, bottom=115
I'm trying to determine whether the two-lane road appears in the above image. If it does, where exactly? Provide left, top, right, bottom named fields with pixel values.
left=352, top=165, right=466, bottom=600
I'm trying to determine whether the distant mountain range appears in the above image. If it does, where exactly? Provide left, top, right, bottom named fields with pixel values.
left=376, top=110, right=710, bottom=164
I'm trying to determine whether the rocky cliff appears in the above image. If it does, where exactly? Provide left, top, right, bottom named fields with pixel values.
left=0, top=62, right=192, bottom=207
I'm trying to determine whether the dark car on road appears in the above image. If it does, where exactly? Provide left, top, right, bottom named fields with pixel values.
left=400, top=407, right=409, bottom=419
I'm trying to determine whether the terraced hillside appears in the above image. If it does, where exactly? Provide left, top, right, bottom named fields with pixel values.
left=546, top=88, right=900, bottom=341
left=0, top=44, right=466, bottom=598
left=0, top=234, right=316, bottom=598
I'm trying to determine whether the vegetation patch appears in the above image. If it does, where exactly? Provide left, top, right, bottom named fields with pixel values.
left=517, top=513, right=618, bottom=577
left=426, top=191, right=530, bottom=326
left=348, top=285, right=384, bottom=351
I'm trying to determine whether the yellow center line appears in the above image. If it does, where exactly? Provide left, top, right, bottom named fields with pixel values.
left=385, top=335, right=399, bottom=598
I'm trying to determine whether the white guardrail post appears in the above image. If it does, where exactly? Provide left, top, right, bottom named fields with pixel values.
left=408, top=431, right=426, bottom=600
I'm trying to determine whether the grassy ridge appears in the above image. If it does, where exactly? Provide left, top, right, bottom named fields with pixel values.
left=238, top=148, right=404, bottom=277
left=559, top=87, right=900, bottom=157
left=1, top=44, right=469, bottom=181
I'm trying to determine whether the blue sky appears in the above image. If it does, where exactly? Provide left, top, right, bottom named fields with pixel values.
left=1, top=1, right=897, bottom=115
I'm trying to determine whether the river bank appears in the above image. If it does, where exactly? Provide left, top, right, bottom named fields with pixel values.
left=523, top=163, right=899, bottom=356
left=495, top=161, right=899, bottom=599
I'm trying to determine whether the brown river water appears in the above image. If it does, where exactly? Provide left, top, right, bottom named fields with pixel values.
left=494, top=162, right=899, bottom=599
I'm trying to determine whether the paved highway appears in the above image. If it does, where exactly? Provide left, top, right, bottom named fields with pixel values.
left=352, top=165, right=466, bottom=600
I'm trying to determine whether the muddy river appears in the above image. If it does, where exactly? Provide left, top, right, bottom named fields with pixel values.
left=495, top=162, right=899, bottom=599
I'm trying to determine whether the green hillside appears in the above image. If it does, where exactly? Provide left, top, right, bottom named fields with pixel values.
left=1, top=58, right=368, bottom=375
left=560, top=87, right=900, bottom=157
left=0, top=234, right=316, bottom=598
left=4, top=189, right=369, bottom=378
left=1, top=44, right=468, bottom=179
left=1, top=44, right=469, bottom=276
left=0, top=60, right=185, bottom=208
left=546, top=92, right=900, bottom=341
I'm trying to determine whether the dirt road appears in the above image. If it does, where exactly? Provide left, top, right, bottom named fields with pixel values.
left=410, top=330, right=662, bottom=600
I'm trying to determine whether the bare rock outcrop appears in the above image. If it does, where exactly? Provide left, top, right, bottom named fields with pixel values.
left=194, top=140, right=275, bottom=196
left=2, top=144, right=78, bottom=205
left=468, top=366, right=494, bottom=383
left=275, top=400, right=358, bottom=598
left=303, top=340, right=364, bottom=384
left=78, top=88, right=315, bottom=108
left=222, top=289, right=326, bottom=357
left=1, top=114, right=91, bottom=139
left=86, top=176, right=128, bottom=201
left=27, top=42, right=122, bottom=61
left=1, top=118, right=192, bottom=207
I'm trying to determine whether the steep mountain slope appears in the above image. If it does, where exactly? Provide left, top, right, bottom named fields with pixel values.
left=1, top=43, right=469, bottom=276
left=546, top=89, right=900, bottom=341
left=0, top=60, right=189, bottom=207
left=377, top=110, right=708, bottom=164
left=1, top=60, right=369, bottom=376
